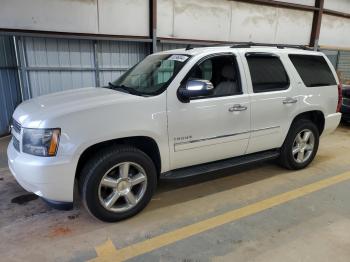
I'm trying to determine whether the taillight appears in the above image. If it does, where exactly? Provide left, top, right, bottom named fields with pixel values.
left=337, top=83, right=343, bottom=113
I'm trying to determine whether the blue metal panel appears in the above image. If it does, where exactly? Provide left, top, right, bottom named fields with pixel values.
left=0, top=36, right=21, bottom=136
left=98, top=41, right=149, bottom=85
left=157, top=43, right=188, bottom=51
left=338, top=51, right=350, bottom=84
left=24, top=37, right=149, bottom=95
left=24, top=37, right=96, bottom=97
left=322, top=49, right=339, bottom=69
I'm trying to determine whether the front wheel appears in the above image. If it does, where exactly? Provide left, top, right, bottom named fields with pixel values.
left=279, top=119, right=319, bottom=170
left=79, top=146, right=157, bottom=222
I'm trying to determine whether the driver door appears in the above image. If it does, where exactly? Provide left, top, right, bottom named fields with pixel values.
left=167, top=53, right=251, bottom=170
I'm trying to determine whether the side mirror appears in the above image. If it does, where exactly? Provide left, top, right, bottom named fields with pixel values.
left=178, top=79, right=214, bottom=102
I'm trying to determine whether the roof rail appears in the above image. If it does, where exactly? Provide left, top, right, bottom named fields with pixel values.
left=185, top=44, right=194, bottom=50
left=230, top=42, right=314, bottom=51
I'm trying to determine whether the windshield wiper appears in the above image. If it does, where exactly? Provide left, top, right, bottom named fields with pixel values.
left=107, top=82, right=131, bottom=94
left=107, top=82, right=145, bottom=96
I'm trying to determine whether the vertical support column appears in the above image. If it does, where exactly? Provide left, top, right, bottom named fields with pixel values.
left=15, top=36, right=31, bottom=100
left=150, top=0, right=157, bottom=53
left=13, top=36, right=24, bottom=102
left=93, top=40, right=100, bottom=87
left=310, top=0, right=324, bottom=50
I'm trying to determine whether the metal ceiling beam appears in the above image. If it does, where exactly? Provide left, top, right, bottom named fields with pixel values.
left=232, top=0, right=318, bottom=12
left=0, top=29, right=152, bottom=42
left=323, top=9, right=350, bottom=19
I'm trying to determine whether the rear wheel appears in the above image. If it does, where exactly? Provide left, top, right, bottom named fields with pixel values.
left=79, top=145, right=157, bottom=222
left=279, top=119, right=319, bottom=170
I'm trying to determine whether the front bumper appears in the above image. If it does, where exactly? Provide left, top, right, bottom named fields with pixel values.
left=7, top=140, right=76, bottom=202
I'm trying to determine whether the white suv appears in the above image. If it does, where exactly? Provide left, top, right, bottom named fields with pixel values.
left=8, top=45, right=342, bottom=222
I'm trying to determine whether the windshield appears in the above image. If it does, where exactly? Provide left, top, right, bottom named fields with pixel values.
left=110, top=54, right=190, bottom=96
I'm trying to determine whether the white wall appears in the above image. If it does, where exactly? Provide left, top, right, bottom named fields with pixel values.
left=324, top=0, right=350, bottom=14
left=0, top=0, right=349, bottom=48
left=98, top=0, right=149, bottom=36
left=0, top=0, right=149, bottom=36
left=319, top=14, right=350, bottom=48
left=158, top=0, right=313, bottom=45
left=0, top=0, right=99, bottom=34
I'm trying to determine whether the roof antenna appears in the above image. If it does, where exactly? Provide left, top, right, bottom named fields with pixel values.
left=185, top=44, right=193, bottom=51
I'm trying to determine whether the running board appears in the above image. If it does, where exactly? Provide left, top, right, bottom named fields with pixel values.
left=161, top=150, right=280, bottom=180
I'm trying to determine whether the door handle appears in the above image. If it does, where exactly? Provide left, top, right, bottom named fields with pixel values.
left=282, top=97, right=298, bottom=104
left=228, top=104, right=247, bottom=112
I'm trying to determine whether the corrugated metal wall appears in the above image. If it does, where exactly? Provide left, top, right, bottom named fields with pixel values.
left=24, top=37, right=96, bottom=97
left=157, top=42, right=203, bottom=51
left=98, top=41, right=149, bottom=85
left=157, top=43, right=188, bottom=51
left=337, top=51, right=350, bottom=84
left=19, top=37, right=149, bottom=98
left=322, top=49, right=339, bottom=69
left=0, top=36, right=21, bottom=136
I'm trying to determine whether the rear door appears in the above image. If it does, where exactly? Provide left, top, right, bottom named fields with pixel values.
left=240, top=51, right=300, bottom=154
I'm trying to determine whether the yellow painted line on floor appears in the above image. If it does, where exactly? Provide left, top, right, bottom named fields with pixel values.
left=90, top=171, right=350, bottom=262
left=95, top=239, right=118, bottom=258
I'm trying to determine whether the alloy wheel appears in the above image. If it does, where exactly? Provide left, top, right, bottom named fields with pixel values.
left=292, top=129, right=315, bottom=164
left=98, top=162, right=147, bottom=212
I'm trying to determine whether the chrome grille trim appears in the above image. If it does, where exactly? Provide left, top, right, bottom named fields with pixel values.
left=13, top=136, right=20, bottom=152
left=12, top=118, right=21, bottom=134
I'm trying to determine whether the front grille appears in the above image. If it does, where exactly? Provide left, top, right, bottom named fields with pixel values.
left=12, top=118, right=21, bottom=134
left=13, top=136, right=20, bottom=152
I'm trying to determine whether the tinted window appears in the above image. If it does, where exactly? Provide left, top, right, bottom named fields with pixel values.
left=289, top=55, right=336, bottom=87
left=187, top=55, right=242, bottom=97
left=246, top=54, right=289, bottom=93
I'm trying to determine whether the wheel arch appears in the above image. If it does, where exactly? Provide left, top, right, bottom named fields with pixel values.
left=290, top=110, right=325, bottom=135
left=75, top=136, right=162, bottom=183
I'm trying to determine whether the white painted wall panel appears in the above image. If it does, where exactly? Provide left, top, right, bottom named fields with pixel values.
left=98, top=0, right=149, bottom=36
left=229, top=2, right=278, bottom=43
left=231, top=2, right=313, bottom=44
left=319, top=15, right=350, bottom=48
left=172, top=0, right=232, bottom=41
left=159, top=0, right=313, bottom=44
left=324, top=0, right=350, bottom=14
left=158, top=0, right=175, bottom=38
left=274, top=9, right=313, bottom=45
left=0, top=0, right=98, bottom=34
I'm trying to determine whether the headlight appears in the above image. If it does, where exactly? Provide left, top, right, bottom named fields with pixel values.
left=22, top=128, right=61, bottom=157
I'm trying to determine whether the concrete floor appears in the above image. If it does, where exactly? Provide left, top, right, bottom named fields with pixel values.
left=0, top=124, right=350, bottom=262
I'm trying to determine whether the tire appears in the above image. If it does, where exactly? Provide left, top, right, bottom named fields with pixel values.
left=79, top=145, right=157, bottom=222
left=279, top=119, right=319, bottom=170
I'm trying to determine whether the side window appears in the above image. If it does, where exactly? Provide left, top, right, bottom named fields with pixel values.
left=246, top=54, right=289, bottom=93
left=187, top=55, right=242, bottom=97
left=289, top=54, right=337, bottom=87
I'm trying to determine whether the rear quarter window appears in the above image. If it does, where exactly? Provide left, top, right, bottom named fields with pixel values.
left=288, top=54, right=336, bottom=87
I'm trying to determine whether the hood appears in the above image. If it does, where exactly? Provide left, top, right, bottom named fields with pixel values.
left=13, top=87, right=138, bottom=127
